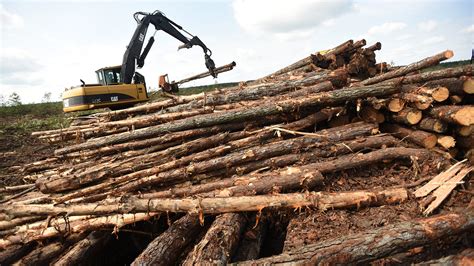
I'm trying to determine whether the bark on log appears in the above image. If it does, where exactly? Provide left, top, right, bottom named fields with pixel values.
left=428, top=105, right=474, bottom=126
left=402, top=85, right=449, bottom=102
left=418, top=117, right=448, bottom=133
left=53, top=109, right=342, bottom=202
left=1, top=187, right=409, bottom=218
left=414, top=248, right=474, bottom=266
left=131, top=214, right=205, bottom=266
left=114, top=122, right=378, bottom=193
left=139, top=135, right=401, bottom=199
left=15, top=232, right=87, bottom=266
left=424, top=77, right=467, bottom=95
left=381, top=123, right=438, bottom=149
left=361, top=50, right=453, bottom=85
left=175, top=61, right=236, bottom=85
left=390, top=107, right=422, bottom=125
left=232, top=216, right=267, bottom=262
left=234, top=211, right=474, bottom=265
left=182, top=213, right=247, bottom=266
left=0, top=243, right=35, bottom=265
left=53, top=231, right=110, bottom=266
left=54, top=82, right=401, bottom=155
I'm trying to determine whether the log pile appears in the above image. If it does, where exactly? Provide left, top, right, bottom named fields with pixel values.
left=1, top=39, right=473, bottom=265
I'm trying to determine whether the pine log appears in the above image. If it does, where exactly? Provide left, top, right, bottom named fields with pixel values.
left=437, top=135, right=456, bottom=149
left=0, top=243, right=36, bottom=265
left=54, top=83, right=401, bottom=155
left=384, top=65, right=472, bottom=86
left=361, top=50, right=453, bottom=85
left=424, top=77, right=466, bottom=95
left=15, top=232, right=87, bottom=266
left=1, top=186, right=411, bottom=218
left=235, top=211, right=474, bottom=265
left=402, top=85, right=449, bottom=102
left=381, top=123, right=437, bottom=148
left=131, top=214, right=204, bottom=266
left=390, top=107, right=422, bottom=125
left=387, top=98, right=405, bottom=112
left=113, top=122, right=378, bottom=193
left=415, top=248, right=474, bottom=266
left=457, top=125, right=473, bottom=136
left=360, top=106, right=385, bottom=123
left=232, top=216, right=267, bottom=262
left=53, top=109, right=343, bottom=202
left=365, top=42, right=382, bottom=52
left=0, top=213, right=158, bottom=249
left=53, top=231, right=110, bottom=266
left=464, top=76, right=474, bottom=94
left=182, top=213, right=247, bottom=265
left=418, top=117, right=448, bottom=133
left=139, top=135, right=401, bottom=200
left=365, top=97, right=387, bottom=110
left=428, top=105, right=474, bottom=126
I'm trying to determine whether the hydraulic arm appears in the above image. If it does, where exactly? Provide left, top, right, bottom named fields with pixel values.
left=121, top=10, right=217, bottom=84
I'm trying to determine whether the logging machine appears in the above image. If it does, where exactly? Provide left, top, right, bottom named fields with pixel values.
left=62, top=10, right=217, bottom=113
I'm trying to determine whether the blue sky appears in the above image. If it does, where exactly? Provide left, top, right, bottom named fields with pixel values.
left=1, top=0, right=473, bottom=103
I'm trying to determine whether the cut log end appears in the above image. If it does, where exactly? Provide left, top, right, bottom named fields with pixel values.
left=453, top=107, right=474, bottom=126
left=444, top=50, right=454, bottom=59
left=406, top=111, right=422, bottom=125
left=437, top=135, right=456, bottom=149
left=388, top=98, right=405, bottom=112
left=431, top=87, right=450, bottom=102
left=463, top=77, right=474, bottom=94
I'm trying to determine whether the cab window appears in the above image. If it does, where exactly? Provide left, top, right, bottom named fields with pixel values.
left=104, top=69, right=122, bottom=85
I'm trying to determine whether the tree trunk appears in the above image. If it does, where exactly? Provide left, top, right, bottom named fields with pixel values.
left=235, top=211, right=474, bottom=265
left=418, top=117, right=448, bottom=133
left=53, top=231, right=110, bottom=266
left=361, top=50, right=453, bottom=85
left=2, top=187, right=409, bottom=217
left=182, top=213, right=247, bottom=266
left=390, top=107, right=422, bottom=125
left=428, top=105, right=474, bottom=126
left=381, top=123, right=438, bottom=149
left=131, top=214, right=205, bottom=266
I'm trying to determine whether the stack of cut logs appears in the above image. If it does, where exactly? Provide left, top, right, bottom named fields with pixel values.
left=1, top=39, right=473, bottom=265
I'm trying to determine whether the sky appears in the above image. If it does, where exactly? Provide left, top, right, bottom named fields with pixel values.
left=0, top=0, right=473, bottom=103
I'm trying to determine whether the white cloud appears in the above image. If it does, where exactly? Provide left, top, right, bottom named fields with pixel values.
left=418, top=20, right=437, bottom=32
left=461, top=24, right=474, bottom=33
left=0, top=5, right=24, bottom=30
left=422, top=36, right=445, bottom=45
left=367, top=22, right=407, bottom=35
left=395, top=34, right=413, bottom=41
left=232, top=0, right=354, bottom=37
left=0, top=48, right=43, bottom=85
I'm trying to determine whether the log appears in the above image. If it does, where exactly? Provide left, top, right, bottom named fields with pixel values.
left=53, top=109, right=343, bottom=202
left=428, top=105, right=474, bottom=126
left=387, top=98, right=405, bottom=112
left=114, top=122, right=378, bottom=193
left=418, top=117, right=448, bottom=133
left=395, top=65, right=472, bottom=85
left=361, top=50, right=453, bottom=85
left=0, top=243, right=35, bottom=265
left=53, top=231, right=110, bottom=266
left=464, top=76, right=474, bottom=94
left=131, top=214, right=205, bottom=266
left=0, top=212, right=159, bottom=249
left=139, top=135, right=401, bottom=199
left=424, top=77, right=466, bottom=95
left=457, top=124, right=473, bottom=136
left=414, top=248, right=474, bottom=266
left=381, top=123, right=438, bottom=149
left=390, top=107, right=422, bottom=125
left=54, top=81, right=401, bottom=155
left=359, top=106, right=385, bottom=123
left=232, top=216, right=267, bottom=262
left=402, top=85, right=449, bottom=102
left=175, top=61, right=236, bottom=85
left=437, top=135, right=456, bottom=149
left=1, top=186, right=409, bottom=218
left=15, top=232, right=87, bottom=266
left=235, top=211, right=474, bottom=265
left=182, top=213, right=247, bottom=265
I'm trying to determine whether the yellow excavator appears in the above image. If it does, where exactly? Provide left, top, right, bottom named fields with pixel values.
left=62, top=10, right=217, bottom=113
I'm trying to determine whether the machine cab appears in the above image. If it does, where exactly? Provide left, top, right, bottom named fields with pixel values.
left=96, top=66, right=123, bottom=85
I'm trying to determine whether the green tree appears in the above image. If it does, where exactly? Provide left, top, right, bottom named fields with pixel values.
left=8, top=92, right=22, bottom=106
